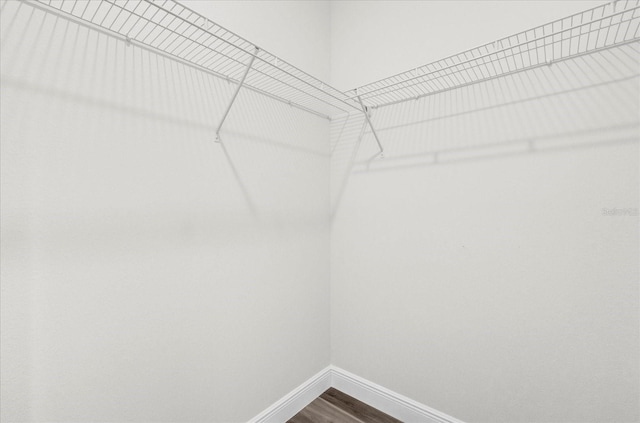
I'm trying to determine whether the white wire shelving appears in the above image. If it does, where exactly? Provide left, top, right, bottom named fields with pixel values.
left=26, top=0, right=361, bottom=120
left=347, top=0, right=640, bottom=109
left=22, top=0, right=640, bottom=138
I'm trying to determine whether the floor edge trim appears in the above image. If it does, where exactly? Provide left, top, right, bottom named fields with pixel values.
left=247, top=365, right=465, bottom=423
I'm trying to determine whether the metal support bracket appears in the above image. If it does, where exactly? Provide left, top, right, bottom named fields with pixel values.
left=356, top=95, right=384, bottom=158
left=215, top=46, right=259, bottom=143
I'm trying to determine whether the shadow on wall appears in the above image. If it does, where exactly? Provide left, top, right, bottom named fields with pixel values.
left=330, top=42, right=640, bottom=215
left=0, top=0, right=330, bottom=224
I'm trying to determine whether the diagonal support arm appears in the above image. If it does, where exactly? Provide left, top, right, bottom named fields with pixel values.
left=356, top=95, right=384, bottom=158
left=215, top=46, right=259, bottom=143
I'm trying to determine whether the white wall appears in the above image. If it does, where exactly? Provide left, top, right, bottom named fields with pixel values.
left=0, top=1, right=330, bottom=422
left=330, top=0, right=605, bottom=90
left=329, top=3, right=639, bottom=421
left=180, top=1, right=331, bottom=82
left=3, top=1, right=639, bottom=422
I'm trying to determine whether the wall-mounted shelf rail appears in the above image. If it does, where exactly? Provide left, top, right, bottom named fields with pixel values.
left=347, top=0, right=640, bottom=109
left=27, top=0, right=361, bottom=119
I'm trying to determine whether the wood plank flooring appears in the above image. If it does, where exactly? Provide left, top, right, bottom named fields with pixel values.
left=287, top=388, right=402, bottom=423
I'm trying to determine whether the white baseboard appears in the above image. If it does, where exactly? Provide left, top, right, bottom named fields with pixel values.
left=247, top=365, right=464, bottom=423
left=329, top=366, right=465, bottom=423
left=247, top=366, right=332, bottom=423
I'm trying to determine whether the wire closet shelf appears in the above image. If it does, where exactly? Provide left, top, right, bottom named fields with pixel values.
left=29, top=0, right=360, bottom=119
left=348, top=0, right=640, bottom=109
left=26, top=0, right=640, bottom=116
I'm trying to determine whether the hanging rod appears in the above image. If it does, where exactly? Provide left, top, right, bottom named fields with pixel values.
left=348, top=0, right=640, bottom=109
left=27, top=0, right=361, bottom=119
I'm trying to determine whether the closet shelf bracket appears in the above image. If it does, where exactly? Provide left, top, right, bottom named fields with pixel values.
left=357, top=95, right=384, bottom=158
left=215, top=46, right=260, bottom=143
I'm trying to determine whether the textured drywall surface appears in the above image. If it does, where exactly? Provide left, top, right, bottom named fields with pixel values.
left=0, top=1, right=330, bottom=421
left=330, top=39, right=639, bottom=422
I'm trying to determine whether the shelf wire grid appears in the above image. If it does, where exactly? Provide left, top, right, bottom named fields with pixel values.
left=347, top=0, right=640, bottom=109
left=21, top=0, right=640, bottom=117
left=28, top=0, right=361, bottom=119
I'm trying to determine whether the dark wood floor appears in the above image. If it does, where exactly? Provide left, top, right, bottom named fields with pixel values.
left=287, top=388, right=402, bottom=423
